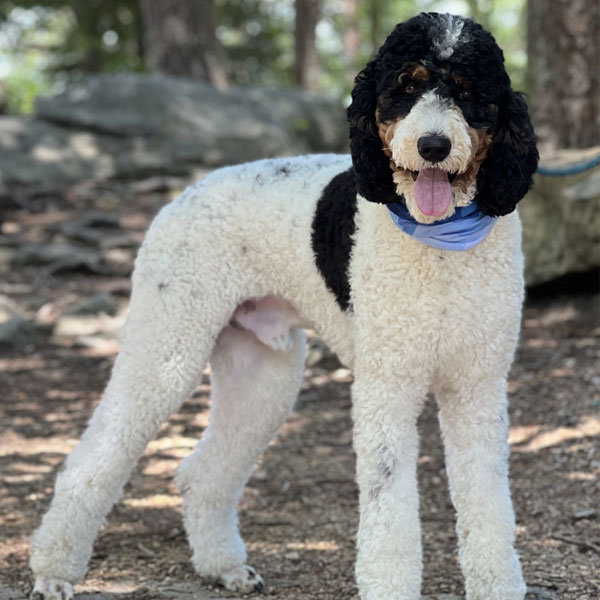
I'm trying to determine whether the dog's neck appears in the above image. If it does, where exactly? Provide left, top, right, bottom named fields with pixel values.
left=386, top=201, right=497, bottom=251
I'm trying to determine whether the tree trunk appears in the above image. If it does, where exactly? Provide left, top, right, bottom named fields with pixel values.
left=343, top=0, right=360, bottom=84
left=371, top=0, right=382, bottom=55
left=527, top=0, right=600, bottom=151
left=294, top=0, right=321, bottom=91
left=140, top=0, right=228, bottom=90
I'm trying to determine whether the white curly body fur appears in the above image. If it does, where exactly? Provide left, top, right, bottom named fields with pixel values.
left=30, top=153, right=526, bottom=600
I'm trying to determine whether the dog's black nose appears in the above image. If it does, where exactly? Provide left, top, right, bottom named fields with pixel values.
left=417, top=135, right=451, bottom=163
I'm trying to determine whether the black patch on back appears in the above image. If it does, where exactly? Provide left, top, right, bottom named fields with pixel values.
left=311, top=168, right=358, bottom=311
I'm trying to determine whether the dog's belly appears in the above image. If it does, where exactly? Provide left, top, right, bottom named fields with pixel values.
left=142, top=154, right=356, bottom=366
left=231, top=295, right=311, bottom=351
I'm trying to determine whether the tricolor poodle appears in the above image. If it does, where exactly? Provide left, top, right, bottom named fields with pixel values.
left=31, top=12, right=538, bottom=600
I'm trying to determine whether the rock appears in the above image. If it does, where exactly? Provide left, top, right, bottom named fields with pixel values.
left=36, top=73, right=347, bottom=154
left=521, top=147, right=600, bottom=285
left=74, top=334, right=121, bottom=354
left=0, top=316, right=45, bottom=347
left=3, top=72, right=596, bottom=287
left=80, top=211, right=121, bottom=228
left=0, top=73, right=347, bottom=188
left=100, top=233, right=141, bottom=250
left=56, top=223, right=105, bottom=246
left=52, top=213, right=128, bottom=247
left=0, top=294, right=47, bottom=347
left=130, top=174, right=199, bottom=194
left=22, top=294, right=49, bottom=311
left=573, top=508, right=598, bottom=520
left=99, top=233, right=140, bottom=249
left=68, top=293, right=117, bottom=317
left=0, top=233, right=22, bottom=247
left=9, top=243, right=98, bottom=266
left=0, top=293, right=26, bottom=322
left=101, top=248, right=135, bottom=276
left=306, top=337, right=339, bottom=368
left=4, top=241, right=134, bottom=279
left=243, top=86, right=348, bottom=154
left=525, top=585, right=559, bottom=599
left=53, top=311, right=125, bottom=339
left=52, top=314, right=104, bottom=337
left=0, top=116, right=126, bottom=186
left=0, top=583, right=27, bottom=600
left=52, top=294, right=126, bottom=340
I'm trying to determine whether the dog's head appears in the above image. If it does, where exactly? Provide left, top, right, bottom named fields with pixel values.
left=348, top=12, right=539, bottom=223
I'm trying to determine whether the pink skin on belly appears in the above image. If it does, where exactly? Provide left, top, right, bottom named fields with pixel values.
left=232, top=295, right=308, bottom=351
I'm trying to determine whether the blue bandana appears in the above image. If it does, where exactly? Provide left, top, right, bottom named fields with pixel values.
left=387, top=201, right=497, bottom=251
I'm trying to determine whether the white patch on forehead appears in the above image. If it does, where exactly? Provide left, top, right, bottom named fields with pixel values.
left=420, top=89, right=448, bottom=110
left=387, top=88, right=472, bottom=177
left=406, top=90, right=454, bottom=137
left=432, top=15, right=464, bottom=59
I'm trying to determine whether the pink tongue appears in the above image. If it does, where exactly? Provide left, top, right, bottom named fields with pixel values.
left=413, top=168, right=452, bottom=217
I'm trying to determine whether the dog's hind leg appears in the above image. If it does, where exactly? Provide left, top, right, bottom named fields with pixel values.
left=176, top=324, right=306, bottom=594
left=30, top=264, right=232, bottom=600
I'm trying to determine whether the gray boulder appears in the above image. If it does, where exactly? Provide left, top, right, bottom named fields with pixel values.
left=0, top=73, right=347, bottom=188
left=0, top=316, right=45, bottom=347
left=521, top=149, right=600, bottom=285
left=68, top=293, right=117, bottom=317
left=0, top=295, right=47, bottom=347
left=0, top=115, right=152, bottom=186
left=0, top=293, right=25, bottom=322
left=2, top=73, right=597, bottom=287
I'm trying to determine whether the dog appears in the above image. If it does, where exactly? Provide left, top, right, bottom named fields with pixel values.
left=30, top=12, right=538, bottom=600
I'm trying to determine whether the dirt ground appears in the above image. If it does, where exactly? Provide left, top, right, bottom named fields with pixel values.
left=0, top=185, right=598, bottom=600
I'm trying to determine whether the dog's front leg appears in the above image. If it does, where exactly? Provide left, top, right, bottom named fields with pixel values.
left=352, top=374, right=426, bottom=600
left=436, top=377, right=526, bottom=600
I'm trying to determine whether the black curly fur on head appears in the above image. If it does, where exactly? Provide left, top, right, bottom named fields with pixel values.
left=347, top=12, right=539, bottom=216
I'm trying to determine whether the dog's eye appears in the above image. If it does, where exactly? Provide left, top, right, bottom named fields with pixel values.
left=404, top=83, right=417, bottom=95
left=459, top=90, right=473, bottom=100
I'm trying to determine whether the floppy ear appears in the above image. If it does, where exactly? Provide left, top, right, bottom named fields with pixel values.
left=476, top=90, right=539, bottom=216
left=347, top=62, right=398, bottom=204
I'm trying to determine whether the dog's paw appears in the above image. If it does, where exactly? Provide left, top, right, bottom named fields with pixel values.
left=217, top=564, right=264, bottom=594
left=31, top=576, right=74, bottom=600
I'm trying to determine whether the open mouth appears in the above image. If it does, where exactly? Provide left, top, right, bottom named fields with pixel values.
left=409, top=169, right=457, bottom=183
left=409, top=168, right=457, bottom=217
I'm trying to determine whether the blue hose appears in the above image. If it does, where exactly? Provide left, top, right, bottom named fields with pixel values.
left=537, top=154, right=600, bottom=176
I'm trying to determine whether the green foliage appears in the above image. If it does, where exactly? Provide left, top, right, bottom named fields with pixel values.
left=3, top=56, right=49, bottom=113
left=485, top=0, right=527, bottom=92
left=215, top=0, right=295, bottom=86
left=0, top=0, right=142, bottom=113
left=52, top=0, right=142, bottom=75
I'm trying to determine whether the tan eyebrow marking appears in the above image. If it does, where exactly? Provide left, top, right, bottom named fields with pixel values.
left=411, top=65, right=430, bottom=81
